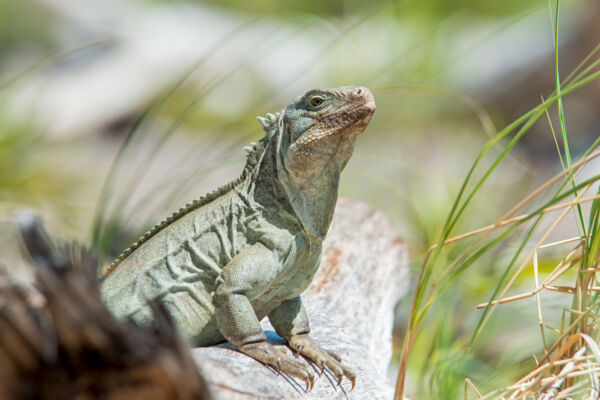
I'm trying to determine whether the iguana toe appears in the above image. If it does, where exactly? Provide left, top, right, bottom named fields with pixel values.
left=239, top=342, right=315, bottom=391
left=287, top=334, right=356, bottom=390
left=326, top=349, right=342, bottom=362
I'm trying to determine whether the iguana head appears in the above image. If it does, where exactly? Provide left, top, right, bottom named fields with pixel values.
left=279, top=86, right=375, bottom=175
left=258, top=86, right=375, bottom=239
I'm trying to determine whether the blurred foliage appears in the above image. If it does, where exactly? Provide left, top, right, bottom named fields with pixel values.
left=0, top=116, right=58, bottom=204
left=0, top=1, right=56, bottom=61
left=0, top=109, right=93, bottom=234
left=145, top=0, right=542, bottom=18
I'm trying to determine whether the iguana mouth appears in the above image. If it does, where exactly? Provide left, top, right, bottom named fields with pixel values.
left=295, top=100, right=376, bottom=146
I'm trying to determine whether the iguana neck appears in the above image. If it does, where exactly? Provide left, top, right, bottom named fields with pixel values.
left=280, top=169, right=339, bottom=242
left=250, top=133, right=339, bottom=242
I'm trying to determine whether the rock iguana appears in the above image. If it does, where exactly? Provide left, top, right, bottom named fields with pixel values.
left=100, top=86, right=376, bottom=390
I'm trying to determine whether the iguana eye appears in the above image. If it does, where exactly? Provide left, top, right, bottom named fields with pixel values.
left=307, top=95, right=326, bottom=110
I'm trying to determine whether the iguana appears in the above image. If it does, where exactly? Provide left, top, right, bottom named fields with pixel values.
left=100, top=86, right=376, bottom=390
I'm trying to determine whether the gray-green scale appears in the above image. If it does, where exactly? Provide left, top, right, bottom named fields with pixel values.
left=100, top=86, right=376, bottom=388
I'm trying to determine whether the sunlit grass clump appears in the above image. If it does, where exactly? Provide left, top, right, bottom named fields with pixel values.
left=395, top=2, right=600, bottom=398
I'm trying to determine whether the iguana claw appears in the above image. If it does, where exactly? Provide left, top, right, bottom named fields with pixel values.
left=295, top=344, right=303, bottom=358
left=239, top=342, right=315, bottom=391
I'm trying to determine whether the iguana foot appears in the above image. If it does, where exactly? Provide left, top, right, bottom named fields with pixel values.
left=287, top=334, right=356, bottom=390
left=240, top=341, right=315, bottom=390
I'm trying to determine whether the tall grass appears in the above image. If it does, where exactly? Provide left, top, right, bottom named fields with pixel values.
left=394, top=1, right=600, bottom=398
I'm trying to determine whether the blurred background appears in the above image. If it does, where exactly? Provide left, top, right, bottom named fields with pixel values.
left=1, top=0, right=599, bottom=398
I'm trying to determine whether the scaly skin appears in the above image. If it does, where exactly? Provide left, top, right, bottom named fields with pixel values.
left=100, top=86, right=375, bottom=390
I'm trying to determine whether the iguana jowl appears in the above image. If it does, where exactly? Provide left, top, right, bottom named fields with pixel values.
left=100, top=86, right=376, bottom=389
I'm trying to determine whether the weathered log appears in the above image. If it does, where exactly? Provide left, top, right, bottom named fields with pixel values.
left=2, top=199, right=408, bottom=399
left=193, top=198, right=410, bottom=399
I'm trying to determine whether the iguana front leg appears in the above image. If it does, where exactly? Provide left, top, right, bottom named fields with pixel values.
left=269, top=297, right=356, bottom=389
left=212, top=243, right=315, bottom=389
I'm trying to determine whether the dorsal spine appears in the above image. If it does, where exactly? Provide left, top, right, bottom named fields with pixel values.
left=102, top=137, right=269, bottom=277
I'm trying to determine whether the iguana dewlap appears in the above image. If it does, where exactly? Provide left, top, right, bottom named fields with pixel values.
left=100, top=86, right=375, bottom=390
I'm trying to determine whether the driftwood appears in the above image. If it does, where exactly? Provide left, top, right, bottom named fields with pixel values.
left=2, top=198, right=408, bottom=399
left=193, top=198, right=410, bottom=399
